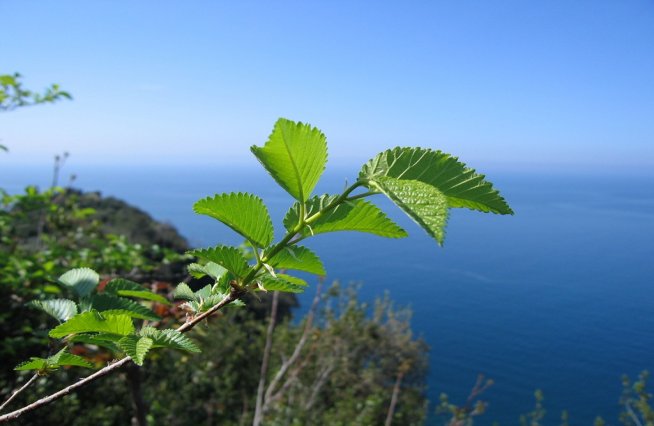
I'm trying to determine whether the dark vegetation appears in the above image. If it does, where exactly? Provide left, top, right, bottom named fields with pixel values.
left=0, top=184, right=428, bottom=425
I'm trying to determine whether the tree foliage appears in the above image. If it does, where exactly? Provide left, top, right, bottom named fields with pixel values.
left=0, top=73, right=71, bottom=113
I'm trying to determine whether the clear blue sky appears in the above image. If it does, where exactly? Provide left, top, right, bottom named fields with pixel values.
left=2, top=0, right=653, bottom=171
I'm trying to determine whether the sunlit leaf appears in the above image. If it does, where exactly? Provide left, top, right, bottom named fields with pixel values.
left=49, top=310, right=134, bottom=338
left=360, top=147, right=513, bottom=214
left=193, top=192, right=274, bottom=247
left=173, top=283, right=195, bottom=300
left=251, top=118, right=327, bottom=202
left=267, top=246, right=326, bottom=275
left=371, top=176, right=449, bottom=245
left=259, top=273, right=308, bottom=293
left=284, top=195, right=407, bottom=238
left=29, top=299, right=77, bottom=322
left=187, top=262, right=227, bottom=282
left=173, top=283, right=196, bottom=301
left=117, top=335, right=153, bottom=366
left=58, top=268, right=99, bottom=297
left=14, top=358, right=48, bottom=372
left=189, top=245, right=250, bottom=278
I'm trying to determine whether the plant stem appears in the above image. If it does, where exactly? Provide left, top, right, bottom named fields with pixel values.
left=0, top=374, right=38, bottom=413
left=253, top=291, right=279, bottom=426
left=384, top=370, right=405, bottom=426
left=345, top=191, right=377, bottom=201
left=242, top=181, right=365, bottom=286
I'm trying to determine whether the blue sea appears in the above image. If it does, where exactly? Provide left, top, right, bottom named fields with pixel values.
left=3, top=163, right=654, bottom=425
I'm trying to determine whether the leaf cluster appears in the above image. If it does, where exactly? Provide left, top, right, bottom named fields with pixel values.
left=18, top=267, right=196, bottom=370
left=189, top=117, right=512, bottom=302
left=0, top=73, right=71, bottom=112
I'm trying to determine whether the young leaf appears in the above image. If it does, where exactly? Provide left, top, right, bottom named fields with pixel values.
left=187, top=262, right=227, bottom=281
left=371, top=176, right=449, bottom=245
left=173, top=283, right=196, bottom=301
left=189, top=245, right=250, bottom=278
left=90, top=294, right=160, bottom=321
left=284, top=196, right=407, bottom=238
left=29, top=299, right=77, bottom=322
left=56, top=352, right=94, bottom=369
left=193, top=193, right=274, bottom=248
left=195, top=285, right=212, bottom=301
left=15, top=348, right=92, bottom=372
left=117, top=335, right=153, bottom=366
left=58, top=268, right=99, bottom=297
left=259, top=274, right=308, bottom=293
left=140, top=327, right=201, bottom=353
left=14, top=358, right=48, bottom=372
left=49, top=310, right=134, bottom=338
left=70, top=334, right=121, bottom=352
left=266, top=246, right=326, bottom=276
left=251, top=118, right=327, bottom=202
left=187, top=263, right=207, bottom=279
left=104, top=278, right=169, bottom=305
left=359, top=147, right=513, bottom=215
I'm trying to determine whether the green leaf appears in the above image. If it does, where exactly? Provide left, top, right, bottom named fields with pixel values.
left=58, top=268, right=99, bottom=297
left=69, top=334, right=121, bottom=352
left=371, top=176, right=449, bottom=245
left=49, top=310, right=134, bottom=338
left=193, top=193, right=274, bottom=247
left=187, top=262, right=227, bottom=281
left=251, top=118, right=327, bottom=202
left=117, top=335, right=154, bottom=366
left=284, top=196, right=407, bottom=238
left=15, top=349, right=92, bottom=372
left=189, top=245, right=250, bottom=278
left=360, top=147, right=513, bottom=214
left=187, top=263, right=207, bottom=279
left=90, top=294, right=160, bottom=321
left=194, top=285, right=212, bottom=301
left=56, top=353, right=94, bottom=369
left=14, top=358, right=47, bottom=371
left=104, top=278, right=169, bottom=305
left=140, top=327, right=200, bottom=353
left=29, top=299, right=77, bottom=322
left=173, top=283, right=196, bottom=301
left=267, top=246, right=326, bottom=275
left=259, top=273, right=308, bottom=293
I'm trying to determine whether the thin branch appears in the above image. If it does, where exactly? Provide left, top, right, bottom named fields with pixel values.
left=384, top=370, right=405, bottom=426
left=263, top=280, right=323, bottom=411
left=0, top=290, right=241, bottom=423
left=345, top=191, right=378, bottom=201
left=0, top=374, right=38, bottom=413
left=625, top=402, right=644, bottom=426
left=304, top=363, right=334, bottom=411
left=463, top=374, right=493, bottom=411
left=253, top=291, right=279, bottom=426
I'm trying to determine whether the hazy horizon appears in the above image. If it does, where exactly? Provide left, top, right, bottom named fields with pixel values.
left=2, top=1, right=653, bottom=170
